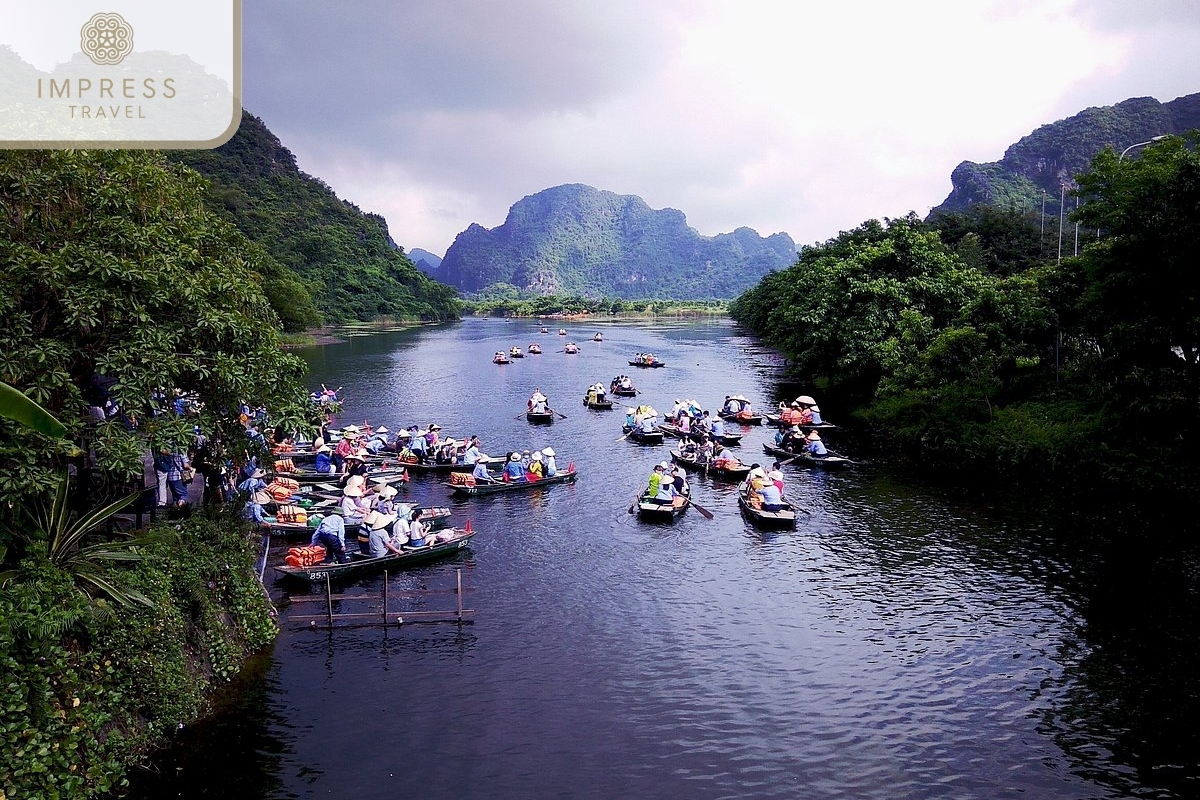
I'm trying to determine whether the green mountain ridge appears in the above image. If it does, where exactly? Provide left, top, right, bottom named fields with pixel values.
left=932, top=92, right=1200, bottom=216
left=167, top=111, right=461, bottom=330
left=438, top=183, right=797, bottom=300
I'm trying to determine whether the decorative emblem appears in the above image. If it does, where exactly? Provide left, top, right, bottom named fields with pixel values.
left=80, top=12, right=134, bottom=65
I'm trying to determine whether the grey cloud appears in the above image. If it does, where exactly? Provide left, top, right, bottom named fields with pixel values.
left=243, top=0, right=685, bottom=140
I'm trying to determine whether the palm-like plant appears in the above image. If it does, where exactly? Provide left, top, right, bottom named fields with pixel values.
left=1, top=380, right=153, bottom=607
left=14, top=472, right=154, bottom=607
left=0, top=380, right=67, bottom=438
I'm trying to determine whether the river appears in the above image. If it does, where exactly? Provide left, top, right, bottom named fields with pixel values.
left=126, top=317, right=1200, bottom=800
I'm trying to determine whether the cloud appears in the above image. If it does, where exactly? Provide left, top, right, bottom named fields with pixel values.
left=241, top=0, right=1200, bottom=256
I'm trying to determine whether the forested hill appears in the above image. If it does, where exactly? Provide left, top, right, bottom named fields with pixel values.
left=932, top=92, right=1200, bottom=216
left=167, top=111, right=461, bottom=330
left=438, top=184, right=797, bottom=300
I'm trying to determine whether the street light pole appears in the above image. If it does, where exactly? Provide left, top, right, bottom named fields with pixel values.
left=1119, top=135, right=1168, bottom=161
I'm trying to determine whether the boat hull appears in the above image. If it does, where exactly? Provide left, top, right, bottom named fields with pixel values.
left=442, top=469, right=578, bottom=497
left=761, top=443, right=854, bottom=468
left=669, top=450, right=751, bottom=481
left=273, top=528, right=476, bottom=582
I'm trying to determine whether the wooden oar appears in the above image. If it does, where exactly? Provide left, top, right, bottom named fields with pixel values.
left=553, top=409, right=567, bottom=420
left=615, top=428, right=635, bottom=442
left=627, top=493, right=640, bottom=514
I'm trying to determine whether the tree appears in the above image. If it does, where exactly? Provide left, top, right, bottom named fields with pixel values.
left=0, top=149, right=315, bottom=534
left=1069, top=133, right=1200, bottom=413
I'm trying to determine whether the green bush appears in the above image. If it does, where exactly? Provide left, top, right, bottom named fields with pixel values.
left=0, top=512, right=276, bottom=799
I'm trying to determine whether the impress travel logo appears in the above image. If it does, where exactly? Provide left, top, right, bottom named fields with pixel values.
left=1, top=1, right=241, bottom=148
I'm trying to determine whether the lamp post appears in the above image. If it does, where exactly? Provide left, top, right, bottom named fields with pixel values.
left=1118, top=135, right=1167, bottom=161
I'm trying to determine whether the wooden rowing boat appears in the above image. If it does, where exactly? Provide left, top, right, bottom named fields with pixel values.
left=634, top=492, right=689, bottom=522
left=526, top=409, right=556, bottom=424
left=657, top=421, right=742, bottom=446
left=761, top=442, right=855, bottom=468
left=610, top=383, right=637, bottom=397
left=583, top=396, right=614, bottom=409
left=628, top=359, right=665, bottom=368
left=278, top=467, right=410, bottom=484
left=669, top=450, right=751, bottom=481
left=273, top=525, right=477, bottom=583
left=717, top=409, right=763, bottom=425
left=442, top=466, right=578, bottom=497
left=621, top=425, right=665, bottom=445
left=762, top=412, right=838, bottom=431
left=736, top=482, right=797, bottom=529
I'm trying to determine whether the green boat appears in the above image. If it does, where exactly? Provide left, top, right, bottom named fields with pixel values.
left=273, top=525, right=476, bottom=583
left=443, top=467, right=578, bottom=497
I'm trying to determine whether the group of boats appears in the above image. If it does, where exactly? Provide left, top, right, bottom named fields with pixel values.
left=266, top=357, right=856, bottom=583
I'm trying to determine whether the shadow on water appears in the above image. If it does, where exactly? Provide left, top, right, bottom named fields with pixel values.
left=126, top=318, right=1200, bottom=800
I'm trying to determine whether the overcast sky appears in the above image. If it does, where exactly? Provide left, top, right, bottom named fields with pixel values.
left=241, top=0, right=1200, bottom=257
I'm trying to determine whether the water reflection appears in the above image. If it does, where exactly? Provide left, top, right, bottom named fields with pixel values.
left=125, top=318, right=1199, bottom=800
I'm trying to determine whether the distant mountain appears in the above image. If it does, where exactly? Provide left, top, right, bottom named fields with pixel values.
left=438, top=184, right=796, bottom=300
left=932, top=93, right=1200, bottom=216
left=408, top=248, right=443, bottom=277
left=167, top=112, right=461, bottom=329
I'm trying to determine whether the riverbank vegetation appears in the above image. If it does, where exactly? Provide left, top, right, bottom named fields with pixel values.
left=462, top=287, right=728, bottom=318
left=168, top=112, right=462, bottom=331
left=730, top=134, right=1200, bottom=507
left=1, top=148, right=315, bottom=797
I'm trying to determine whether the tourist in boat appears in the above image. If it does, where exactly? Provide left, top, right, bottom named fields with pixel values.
left=711, top=415, right=725, bottom=440
left=755, top=476, right=785, bottom=512
left=365, top=426, right=389, bottom=454
left=646, top=463, right=665, bottom=499
left=407, top=425, right=428, bottom=463
left=639, top=411, right=658, bottom=434
left=310, top=514, right=350, bottom=564
left=241, top=490, right=271, bottom=530
left=472, top=454, right=499, bottom=484
left=529, top=388, right=549, bottom=413
left=339, top=483, right=370, bottom=526
left=374, top=483, right=400, bottom=515
left=698, top=436, right=716, bottom=464
left=769, top=462, right=786, bottom=495
left=624, top=407, right=636, bottom=428
left=678, top=411, right=692, bottom=435
left=526, top=450, right=545, bottom=481
left=542, top=447, right=557, bottom=477
left=805, top=430, right=829, bottom=458
left=236, top=467, right=268, bottom=497
left=503, top=452, right=527, bottom=482
left=366, top=511, right=404, bottom=557
left=653, top=465, right=679, bottom=505
left=313, top=444, right=335, bottom=474
left=337, top=449, right=371, bottom=487
left=462, top=436, right=483, bottom=465
left=806, top=404, right=824, bottom=425
left=332, top=430, right=357, bottom=473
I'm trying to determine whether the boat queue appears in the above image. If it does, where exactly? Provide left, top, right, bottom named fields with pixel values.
left=251, top=366, right=851, bottom=579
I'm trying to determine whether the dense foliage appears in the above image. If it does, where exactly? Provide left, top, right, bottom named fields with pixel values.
left=462, top=288, right=727, bottom=318
left=1, top=148, right=300, bottom=797
left=169, top=112, right=463, bottom=329
left=933, top=93, right=1200, bottom=221
left=439, top=183, right=796, bottom=300
left=0, top=513, right=276, bottom=799
left=730, top=135, right=1200, bottom=504
left=0, top=149, right=319, bottom=523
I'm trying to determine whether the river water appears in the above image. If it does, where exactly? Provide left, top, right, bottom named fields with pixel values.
left=127, top=317, right=1200, bottom=800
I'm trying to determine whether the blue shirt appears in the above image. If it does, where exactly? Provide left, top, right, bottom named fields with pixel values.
left=504, top=460, right=526, bottom=481
left=806, top=439, right=828, bottom=457
left=758, top=483, right=783, bottom=507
